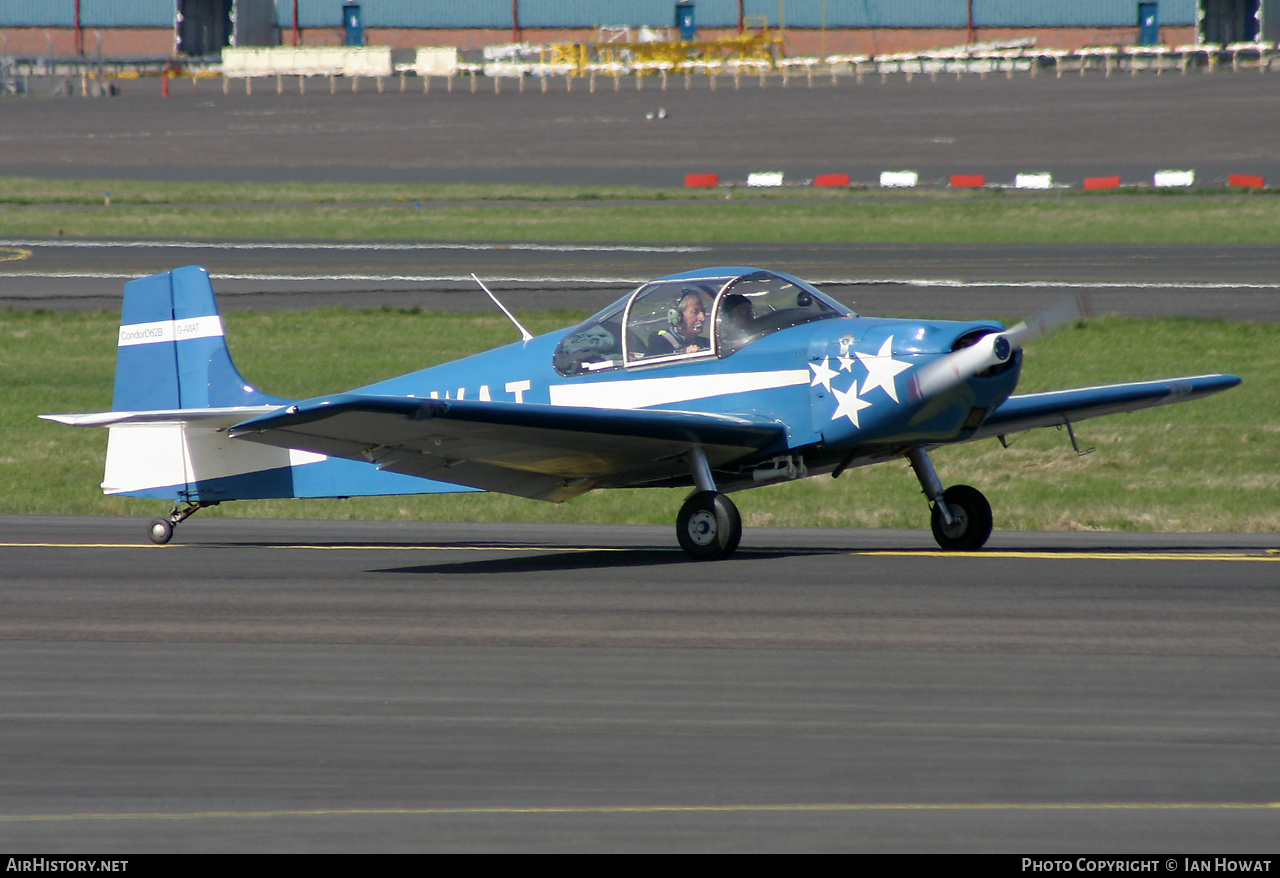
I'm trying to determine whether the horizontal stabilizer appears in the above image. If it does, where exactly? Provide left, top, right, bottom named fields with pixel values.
left=41, top=406, right=283, bottom=429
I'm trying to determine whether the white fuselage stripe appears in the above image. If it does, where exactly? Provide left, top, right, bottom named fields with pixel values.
left=549, top=369, right=810, bottom=410
left=118, top=316, right=223, bottom=347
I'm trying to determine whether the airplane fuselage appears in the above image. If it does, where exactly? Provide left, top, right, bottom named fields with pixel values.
left=348, top=314, right=1023, bottom=488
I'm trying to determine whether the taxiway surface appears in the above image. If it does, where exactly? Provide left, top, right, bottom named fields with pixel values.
left=5, top=238, right=1280, bottom=320
left=5, top=73, right=1280, bottom=186
left=2, top=516, right=1278, bottom=852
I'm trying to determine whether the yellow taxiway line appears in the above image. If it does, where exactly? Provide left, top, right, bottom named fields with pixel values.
left=3, top=800, right=1278, bottom=822
left=0, top=543, right=1277, bottom=560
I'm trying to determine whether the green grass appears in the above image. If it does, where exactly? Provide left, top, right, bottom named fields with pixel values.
left=4, top=176, right=1280, bottom=244
left=5, top=308, right=1275, bottom=533
left=0, top=177, right=711, bottom=206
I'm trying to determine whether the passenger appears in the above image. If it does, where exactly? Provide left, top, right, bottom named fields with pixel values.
left=721, top=293, right=753, bottom=328
left=648, top=288, right=709, bottom=355
left=717, top=293, right=755, bottom=351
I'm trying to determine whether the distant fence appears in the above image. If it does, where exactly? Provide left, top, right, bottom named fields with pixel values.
left=7, top=39, right=1275, bottom=99
left=216, top=39, right=1276, bottom=85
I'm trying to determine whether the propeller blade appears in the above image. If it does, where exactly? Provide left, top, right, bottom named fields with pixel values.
left=910, top=295, right=1088, bottom=400
left=1002, top=294, right=1088, bottom=348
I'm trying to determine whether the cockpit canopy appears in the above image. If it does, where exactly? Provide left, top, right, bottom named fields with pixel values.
left=553, top=269, right=853, bottom=376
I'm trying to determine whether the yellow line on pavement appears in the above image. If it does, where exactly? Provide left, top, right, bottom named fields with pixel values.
left=0, top=542, right=622, bottom=552
left=857, top=550, right=1279, bottom=561
left=1, top=543, right=1275, bottom=559
left=3, top=801, right=1277, bottom=822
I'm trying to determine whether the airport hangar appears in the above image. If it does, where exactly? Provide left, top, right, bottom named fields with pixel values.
left=0, top=0, right=1274, bottom=61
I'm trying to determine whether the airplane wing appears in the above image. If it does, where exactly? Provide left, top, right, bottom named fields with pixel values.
left=969, top=374, right=1241, bottom=440
left=228, top=395, right=788, bottom=502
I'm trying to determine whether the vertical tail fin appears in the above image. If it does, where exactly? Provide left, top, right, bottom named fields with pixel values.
left=113, top=266, right=287, bottom=411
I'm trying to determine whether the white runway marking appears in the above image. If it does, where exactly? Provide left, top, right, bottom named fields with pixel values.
left=835, top=278, right=1280, bottom=290
left=6, top=271, right=1280, bottom=290
left=5, top=240, right=1279, bottom=289
left=5, top=270, right=1280, bottom=291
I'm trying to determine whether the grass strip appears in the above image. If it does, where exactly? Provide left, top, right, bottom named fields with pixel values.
left=4, top=176, right=1280, bottom=244
left=5, top=308, right=1275, bottom=533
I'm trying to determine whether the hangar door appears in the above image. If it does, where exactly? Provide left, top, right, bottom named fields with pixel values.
left=177, top=0, right=232, bottom=56
left=1197, top=0, right=1280, bottom=42
left=177, top=0, right=277, bottom=55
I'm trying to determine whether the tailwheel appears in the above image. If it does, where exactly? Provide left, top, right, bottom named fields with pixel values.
left=929, top=484, right=993, bottom=551
left=677, top=490, right=742, bottom=560
left=148, top=518, right=174, bottom=545
left=146, top=501, right=216, bottom=545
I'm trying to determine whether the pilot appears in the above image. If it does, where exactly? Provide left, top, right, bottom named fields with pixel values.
left=648, top=288, right=709, bottom=355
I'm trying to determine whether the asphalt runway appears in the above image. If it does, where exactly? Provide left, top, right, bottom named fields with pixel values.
left=4, top=73, right=1280, bottom=186
left=5, top=238, right=1280, bottom=320
left=2, top=516, right=1278, bottom=852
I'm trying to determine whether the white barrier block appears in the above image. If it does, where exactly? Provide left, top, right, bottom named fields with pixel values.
left=880, top=170, right=919, bottom=188
left=220, top=45, right=392, bottom=77
left=1154, top=169, right=1195, bottom=187
left=483, top=62, right=525, bottom=78
left=747, top=172, right=785, bottom=187
left=416, top=46, right=458, bottom=76
left=1015, top=172, right=1053, bottom=189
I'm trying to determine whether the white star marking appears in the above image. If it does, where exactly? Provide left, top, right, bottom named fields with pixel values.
left=837, top=354, right=856, bottom=372
left=856, top=336, right=913, bottom=403
left=809, top=357, right=838, bottom=391
left=830, top=380, right=873, bottom=427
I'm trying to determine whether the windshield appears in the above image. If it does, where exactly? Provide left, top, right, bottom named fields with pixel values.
left=622, top=279, right=723, bottom=364
left=552, top=270, right=849, bottom=376
left=552, top=299, right=627, bottom=376
left=712, top=271, right=845, bottom=357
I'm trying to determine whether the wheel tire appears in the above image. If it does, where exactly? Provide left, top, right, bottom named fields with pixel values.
left=676, top=491, right=742, bottom=560
left=148, top=518, right=174, bottom=545
left=929, top=484, right=993, bottom=551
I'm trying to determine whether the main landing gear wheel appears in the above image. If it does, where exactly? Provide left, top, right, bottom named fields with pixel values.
left=148, top=518, right=174, bottom=545
left=677, top=491, right=742, bottom=560
left=930, top=484, right=993, bottom=551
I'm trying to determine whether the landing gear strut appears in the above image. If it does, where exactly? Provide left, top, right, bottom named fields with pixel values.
left=907, top=448, right=992, bottom=551
left=148, top=501, right=216, bottom=545
left=675, top=448, right=742, bottom=560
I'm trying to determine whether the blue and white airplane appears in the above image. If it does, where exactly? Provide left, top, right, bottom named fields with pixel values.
left=44, top=265, right=1240, bottom=559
